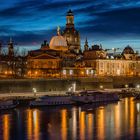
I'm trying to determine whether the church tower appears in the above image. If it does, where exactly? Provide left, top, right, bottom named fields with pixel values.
left=8, top=37, right=14, bottom=57
left=84, top=38, right=89, bottom=51
left=62, top=9, right=81, bottom=53
left=66, top=9, right=74, bottom=28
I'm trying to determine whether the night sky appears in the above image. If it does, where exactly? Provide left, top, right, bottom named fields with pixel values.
left=0, top=0, right=140, bottom=52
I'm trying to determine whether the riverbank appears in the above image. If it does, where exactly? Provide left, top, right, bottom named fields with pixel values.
left=0, top=76, right=139, bottom=93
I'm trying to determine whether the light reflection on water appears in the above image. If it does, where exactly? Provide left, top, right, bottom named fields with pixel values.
left=0, top=97, right=140, bottom=140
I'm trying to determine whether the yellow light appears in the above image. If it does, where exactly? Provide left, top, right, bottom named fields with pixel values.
left=5, top=71, right=7, bottom=75
left=100, top=85, right=103, bottom=89
left=81, top=71, right=84, bottom=75
left=28, top=71, right=31, bottom=75
left=9, top=71, right=12, bottom=74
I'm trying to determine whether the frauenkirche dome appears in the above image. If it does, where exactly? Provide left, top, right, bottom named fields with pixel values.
left=49, top=27, right=68, bottom=51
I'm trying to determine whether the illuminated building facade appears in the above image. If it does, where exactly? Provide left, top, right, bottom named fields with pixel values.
left=62, top=9, right=81, bottom=52
left=0, top=10, right=140, bottom=79
left=83, top=43, right=140, bottom=76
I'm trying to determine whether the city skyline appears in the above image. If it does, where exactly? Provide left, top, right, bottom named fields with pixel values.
left=0, top=0, right=140, bottom=52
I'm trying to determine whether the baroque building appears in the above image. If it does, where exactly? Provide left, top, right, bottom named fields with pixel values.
left=0, top=10, right=140, bottom=79
left=62, top=9, right=81, bottom=52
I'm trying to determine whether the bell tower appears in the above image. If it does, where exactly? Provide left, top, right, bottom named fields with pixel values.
left=8, top=37, right=14, bottom=57
left=66, top=9, right=74, bottom=28
left=63, top=9, right=81, bottom=52
left=84, top=38, right=89, bottom=51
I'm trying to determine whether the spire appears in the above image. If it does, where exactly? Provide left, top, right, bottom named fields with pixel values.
left=10, top=37, right=13, bottom=44
left=67, top=9, right=73, bottom=16
left=84, top=37, right=89, bottom=51
left=8, top=37, right=14, bottom=57
left=57, top=26, right=61, bottom=36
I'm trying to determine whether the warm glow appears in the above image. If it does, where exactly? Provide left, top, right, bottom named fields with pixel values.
left=28, top=71, right=31, bottom=75
left=87, top=113, right=93, bottom=140
left=114, top=103, right=121, bottom=137
left=5, top=71, right=7, bottom=75
left=86, top=69, right=89, bottom=75
left=130, top=97, right=135, bottom=138
left=33, top=109, right=40, bottom=140
left=97, top=108, right=105, bottom=139
left=72, top=108, right=77, bottom=140
left=27, top=109, right=33, bottom=140
left=61, top=109, right=67, bottom=140
left=69, top=70, right=73, bottom=75
left=80, top=111, right=85, bottom=140
left=2, top=114, right=10, bottom=140
left=80, top=71, right=84, bottom=75
left=63, top=70, right=66, bottom=75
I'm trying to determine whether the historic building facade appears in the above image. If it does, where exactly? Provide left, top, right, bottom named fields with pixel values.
left=62, top=9, right=81, bottom=52
left=83, top=42, right=140, bottom=76
left=0, top=10, right=140, bottom=79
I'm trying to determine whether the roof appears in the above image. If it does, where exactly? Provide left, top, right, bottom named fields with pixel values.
left=30, top=53, right=60, bottom=59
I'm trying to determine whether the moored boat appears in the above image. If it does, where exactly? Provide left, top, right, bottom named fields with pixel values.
left=30, top=95, right=74, bottom=107
left=71, top=90, right=119, bottom=104
left=0, top=100, right=18, bottom=110
left=30, top=90, right=119, bottom=107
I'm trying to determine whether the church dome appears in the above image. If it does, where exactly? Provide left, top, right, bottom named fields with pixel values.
left=49, top=27, right=68, bottom=51
left=122, top=45, right=134, bottom=54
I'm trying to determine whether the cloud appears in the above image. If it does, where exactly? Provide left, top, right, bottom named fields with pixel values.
left=0, top=0, right=140, bottom=50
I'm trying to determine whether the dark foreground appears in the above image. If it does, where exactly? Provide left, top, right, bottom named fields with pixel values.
left=0, top=97, right=140, bottom=140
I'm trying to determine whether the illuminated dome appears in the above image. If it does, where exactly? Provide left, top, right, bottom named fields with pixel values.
left=49, top=27, right=68, bottom=51
left=122, top=45, right=134, bottom=54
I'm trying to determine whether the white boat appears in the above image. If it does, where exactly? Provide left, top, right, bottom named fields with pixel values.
left=0, top=100, right=18, bottom=110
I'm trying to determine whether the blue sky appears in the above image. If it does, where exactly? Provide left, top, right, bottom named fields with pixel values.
left=0, top=0, right=140, bottom=52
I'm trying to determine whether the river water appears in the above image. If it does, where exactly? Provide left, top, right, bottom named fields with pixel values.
left=0, top=97, right=140, bottom=140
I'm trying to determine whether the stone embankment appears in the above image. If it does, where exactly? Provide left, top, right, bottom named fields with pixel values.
left=0, top=76, right=139, bottom=93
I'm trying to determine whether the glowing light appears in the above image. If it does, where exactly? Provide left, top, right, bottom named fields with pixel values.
left=125, top=84, right=128, bottom=88
left=72, top=82, right=76, bottom=92
left=80, top=111, right=85, bottom=140
left=81, top=71, right=84, bottom=75
left=63, top=70, right=66, bottom=75
left=86, top=69, right=89, bottom=75
left=61, top=109, right=67, bottom=140
left=32, top=88, right=37, bottom=93
left=69, top=70, right=73, bottom=75
left=28, top=71, right=31, bottom=75
left=100, top=85, right=103, bottom=89
left=91, top=70, right=94, bottom=75
left=3, top=115, right=10, bottom=140
left=117, top=69, right=120, bottom=75
left=136, top=84, right=140, bottom=89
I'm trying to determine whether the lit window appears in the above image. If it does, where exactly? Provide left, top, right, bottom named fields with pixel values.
left=86, top=69, right=89, bottom=75
left=63, top=70, right=66, bottom=75
left=69, top=70, right=73, bottom=75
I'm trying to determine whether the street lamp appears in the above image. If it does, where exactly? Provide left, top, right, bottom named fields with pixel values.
left=136, top=84, right=140, bottom=89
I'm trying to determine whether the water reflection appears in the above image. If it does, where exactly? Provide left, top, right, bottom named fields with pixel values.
left=72, top=108, right=77, bottom=140
left=2, top=114, right=10, bottom=140
left=61, top=109, right=67, bottom=140
left=27, top=109, right=33, bottom=140
left=97, top=107, right=105, bottom=140
left=26, top=109, right=40, bottom=140
left=87, top=113, right=93, bottom=140
left=79, top=111, right=85, bottom=140
left=0, top=98, right=139, bottom=140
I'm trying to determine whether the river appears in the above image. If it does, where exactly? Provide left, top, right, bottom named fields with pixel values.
left=0, top=97, right=140, bottom=140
